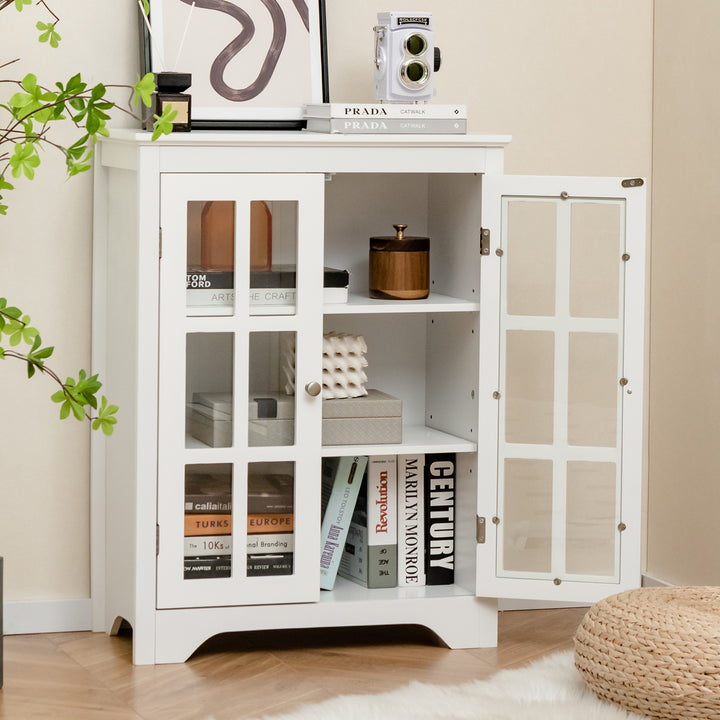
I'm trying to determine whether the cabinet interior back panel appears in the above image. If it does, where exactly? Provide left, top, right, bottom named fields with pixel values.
left=323, top=174, right=431, bottom=296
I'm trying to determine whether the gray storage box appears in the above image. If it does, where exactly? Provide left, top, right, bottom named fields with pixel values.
left=322, top=389, right=402, bottom=445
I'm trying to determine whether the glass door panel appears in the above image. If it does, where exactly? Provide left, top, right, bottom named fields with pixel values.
left=249, top=331, right=296, bottom=447
left=565, top=461, right=617, bottom=576
left=502, top=459, right=553, bottom=574
left=184, top=464, right=233, bottom=579
left=504, top=330, right=555, bottom=445
left=506, top=201, right=557, bottom=316
left=497, top=195, right=626, bottom=583
left=247, top=462, right=295, bottom=577
left=570, top=203, right=622, bottom=319
left=568, top=332, right=619, bottom=448
left=186, top=332, right=234, bottom=449
left=249, top=201, right=298, bottom=316
left=186, top=199, right=299, bottom=317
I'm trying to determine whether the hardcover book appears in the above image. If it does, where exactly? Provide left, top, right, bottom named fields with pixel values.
left=339, top=455, right=397, bottom=588
left=247, top=513, right=294, bottom=534
left=186, top=266, right=350, bottom=307
left=184, top=514, right=232, bottom=536
left=319, top=455, right=368, bottom=590
left=424, top=452, right=456, bottom=585
left=304, top=117, right=466, bottom=135
left=304, top=102, right=467, bottom=119
left=184, top=555, right=232, bottom=579
left=398, top=454, right=426, bottom=586
left=246, top=533, right=294, bottom=554
left=247, top=553, right=293, bottom=576
left=183, top=533, right=294, bottom=556
left=184, top=535, right=232, bottom=556
left=248, top=473, right=294, bottom=513
left=185, top=472, right=232, bottom=513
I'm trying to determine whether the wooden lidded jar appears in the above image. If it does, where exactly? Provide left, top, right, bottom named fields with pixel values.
left=369, top=224, right=429, bottom=300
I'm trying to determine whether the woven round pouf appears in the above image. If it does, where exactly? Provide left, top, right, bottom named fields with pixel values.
left=574, top=586, right=720, bottom=719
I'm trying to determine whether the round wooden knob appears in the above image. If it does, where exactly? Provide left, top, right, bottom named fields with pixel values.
left=305, top=381, right=322, bottom=397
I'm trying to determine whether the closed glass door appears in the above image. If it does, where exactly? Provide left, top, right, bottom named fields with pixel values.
left=157, top=173, right=325, bottom=609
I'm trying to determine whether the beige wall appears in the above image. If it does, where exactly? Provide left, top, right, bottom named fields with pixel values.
left=0, top=2, right=655, bottom=605
left=648, top=0, right=720, bottom=584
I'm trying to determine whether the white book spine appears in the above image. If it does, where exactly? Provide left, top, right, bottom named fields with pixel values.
left=184, top=536, right=232, bottom=556
left=305, top=117, right=466, bottom=135
left=397, top=454, right=426, bottom=586
left=367, top=455, right=398, bottom=586
left=304, top=102, right=467, bottom=119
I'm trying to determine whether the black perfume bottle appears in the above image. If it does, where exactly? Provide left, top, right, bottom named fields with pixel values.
left=144, top=71, right=192, bottom=132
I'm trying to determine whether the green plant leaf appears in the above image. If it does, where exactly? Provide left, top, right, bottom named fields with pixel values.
left=9, top=143, right=41, bottom=180
left=36, top=21, right=61, bottom=48
left=93, top=395, right=119, bottom=436
left=133, top=73, right=156, bottom=108
left=152, top=103, right=177, bottom=141
left=14, top=0, right=32, bottom=11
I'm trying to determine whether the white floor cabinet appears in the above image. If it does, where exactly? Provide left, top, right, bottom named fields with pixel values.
left=91, top=132, right=646, bottom=664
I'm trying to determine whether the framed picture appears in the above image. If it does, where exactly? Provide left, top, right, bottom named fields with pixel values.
left=140, top=0, right=329, bottom=129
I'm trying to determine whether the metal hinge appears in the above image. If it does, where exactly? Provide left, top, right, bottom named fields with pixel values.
left=480, top=227, right=490, bottom=255
left=156, top=524, right=160, bottom=555
left=477, top=516, right=486, bottom=544
left=159, top=227, right=163, bottom=259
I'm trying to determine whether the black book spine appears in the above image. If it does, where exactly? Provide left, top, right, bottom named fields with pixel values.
left=247, top=553, right=294, bottom=576
left=184, top=556, right=232, bottom=579
left=424, top=453, right=456, bottom=585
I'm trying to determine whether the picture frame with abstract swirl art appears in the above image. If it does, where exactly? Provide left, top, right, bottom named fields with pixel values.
left=140, top=0, right=329, bottom=129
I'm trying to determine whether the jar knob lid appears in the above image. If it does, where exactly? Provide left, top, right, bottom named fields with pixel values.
left=393, top=224, right=408, bottom=240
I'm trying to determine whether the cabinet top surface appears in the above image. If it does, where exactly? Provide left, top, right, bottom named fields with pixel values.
left=105, top=128, right=511, bottom=149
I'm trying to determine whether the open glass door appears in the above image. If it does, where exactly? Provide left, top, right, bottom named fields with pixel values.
left=478, top=175, right=646, bottom=603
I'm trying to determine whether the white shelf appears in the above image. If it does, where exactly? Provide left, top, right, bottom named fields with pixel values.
left=184, top=424, right=476, bottom=455
left=324, top=292, right=480, bottom=315
left=324, top=576, right=476, bottom=603
left=185, top=292, right=479, bottom=318
left=321, top=424, right=477, bottom=456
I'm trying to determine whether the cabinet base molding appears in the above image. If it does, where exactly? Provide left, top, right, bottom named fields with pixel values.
left=133, top=593, right=498, bottom=664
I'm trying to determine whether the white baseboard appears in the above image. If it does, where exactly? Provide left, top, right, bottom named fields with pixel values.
left=3, top=599, right=92, bottom=635
left=641, top=573, right=673, bottom=587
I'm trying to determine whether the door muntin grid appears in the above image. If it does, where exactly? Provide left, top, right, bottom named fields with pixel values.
left=496, top=196, right=626, bottom=584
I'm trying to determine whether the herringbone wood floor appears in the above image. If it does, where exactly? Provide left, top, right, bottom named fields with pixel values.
left=0, top=607, right=588, bottom=720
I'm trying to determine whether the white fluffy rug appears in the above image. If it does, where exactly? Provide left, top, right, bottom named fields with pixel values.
left=253, top=651, right=647, bottom=720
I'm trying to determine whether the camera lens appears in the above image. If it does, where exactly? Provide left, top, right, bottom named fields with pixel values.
left=401, top=59, right=430, bottom=88
left=405, top=33, right=427, bottom=56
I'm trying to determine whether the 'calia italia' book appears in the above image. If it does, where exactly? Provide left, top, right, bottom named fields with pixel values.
left=319, top=455, right=368, bottom=590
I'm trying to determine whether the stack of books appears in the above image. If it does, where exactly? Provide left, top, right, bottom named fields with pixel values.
left=320, top=451, right=457, bottom=591
left=184, top=472, right=233, bottom=579
left=186, top=265, right=350, bottom=313
left=303, top=103, right=467, bottom=135
left=247, top=473, right=294, bottom=576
